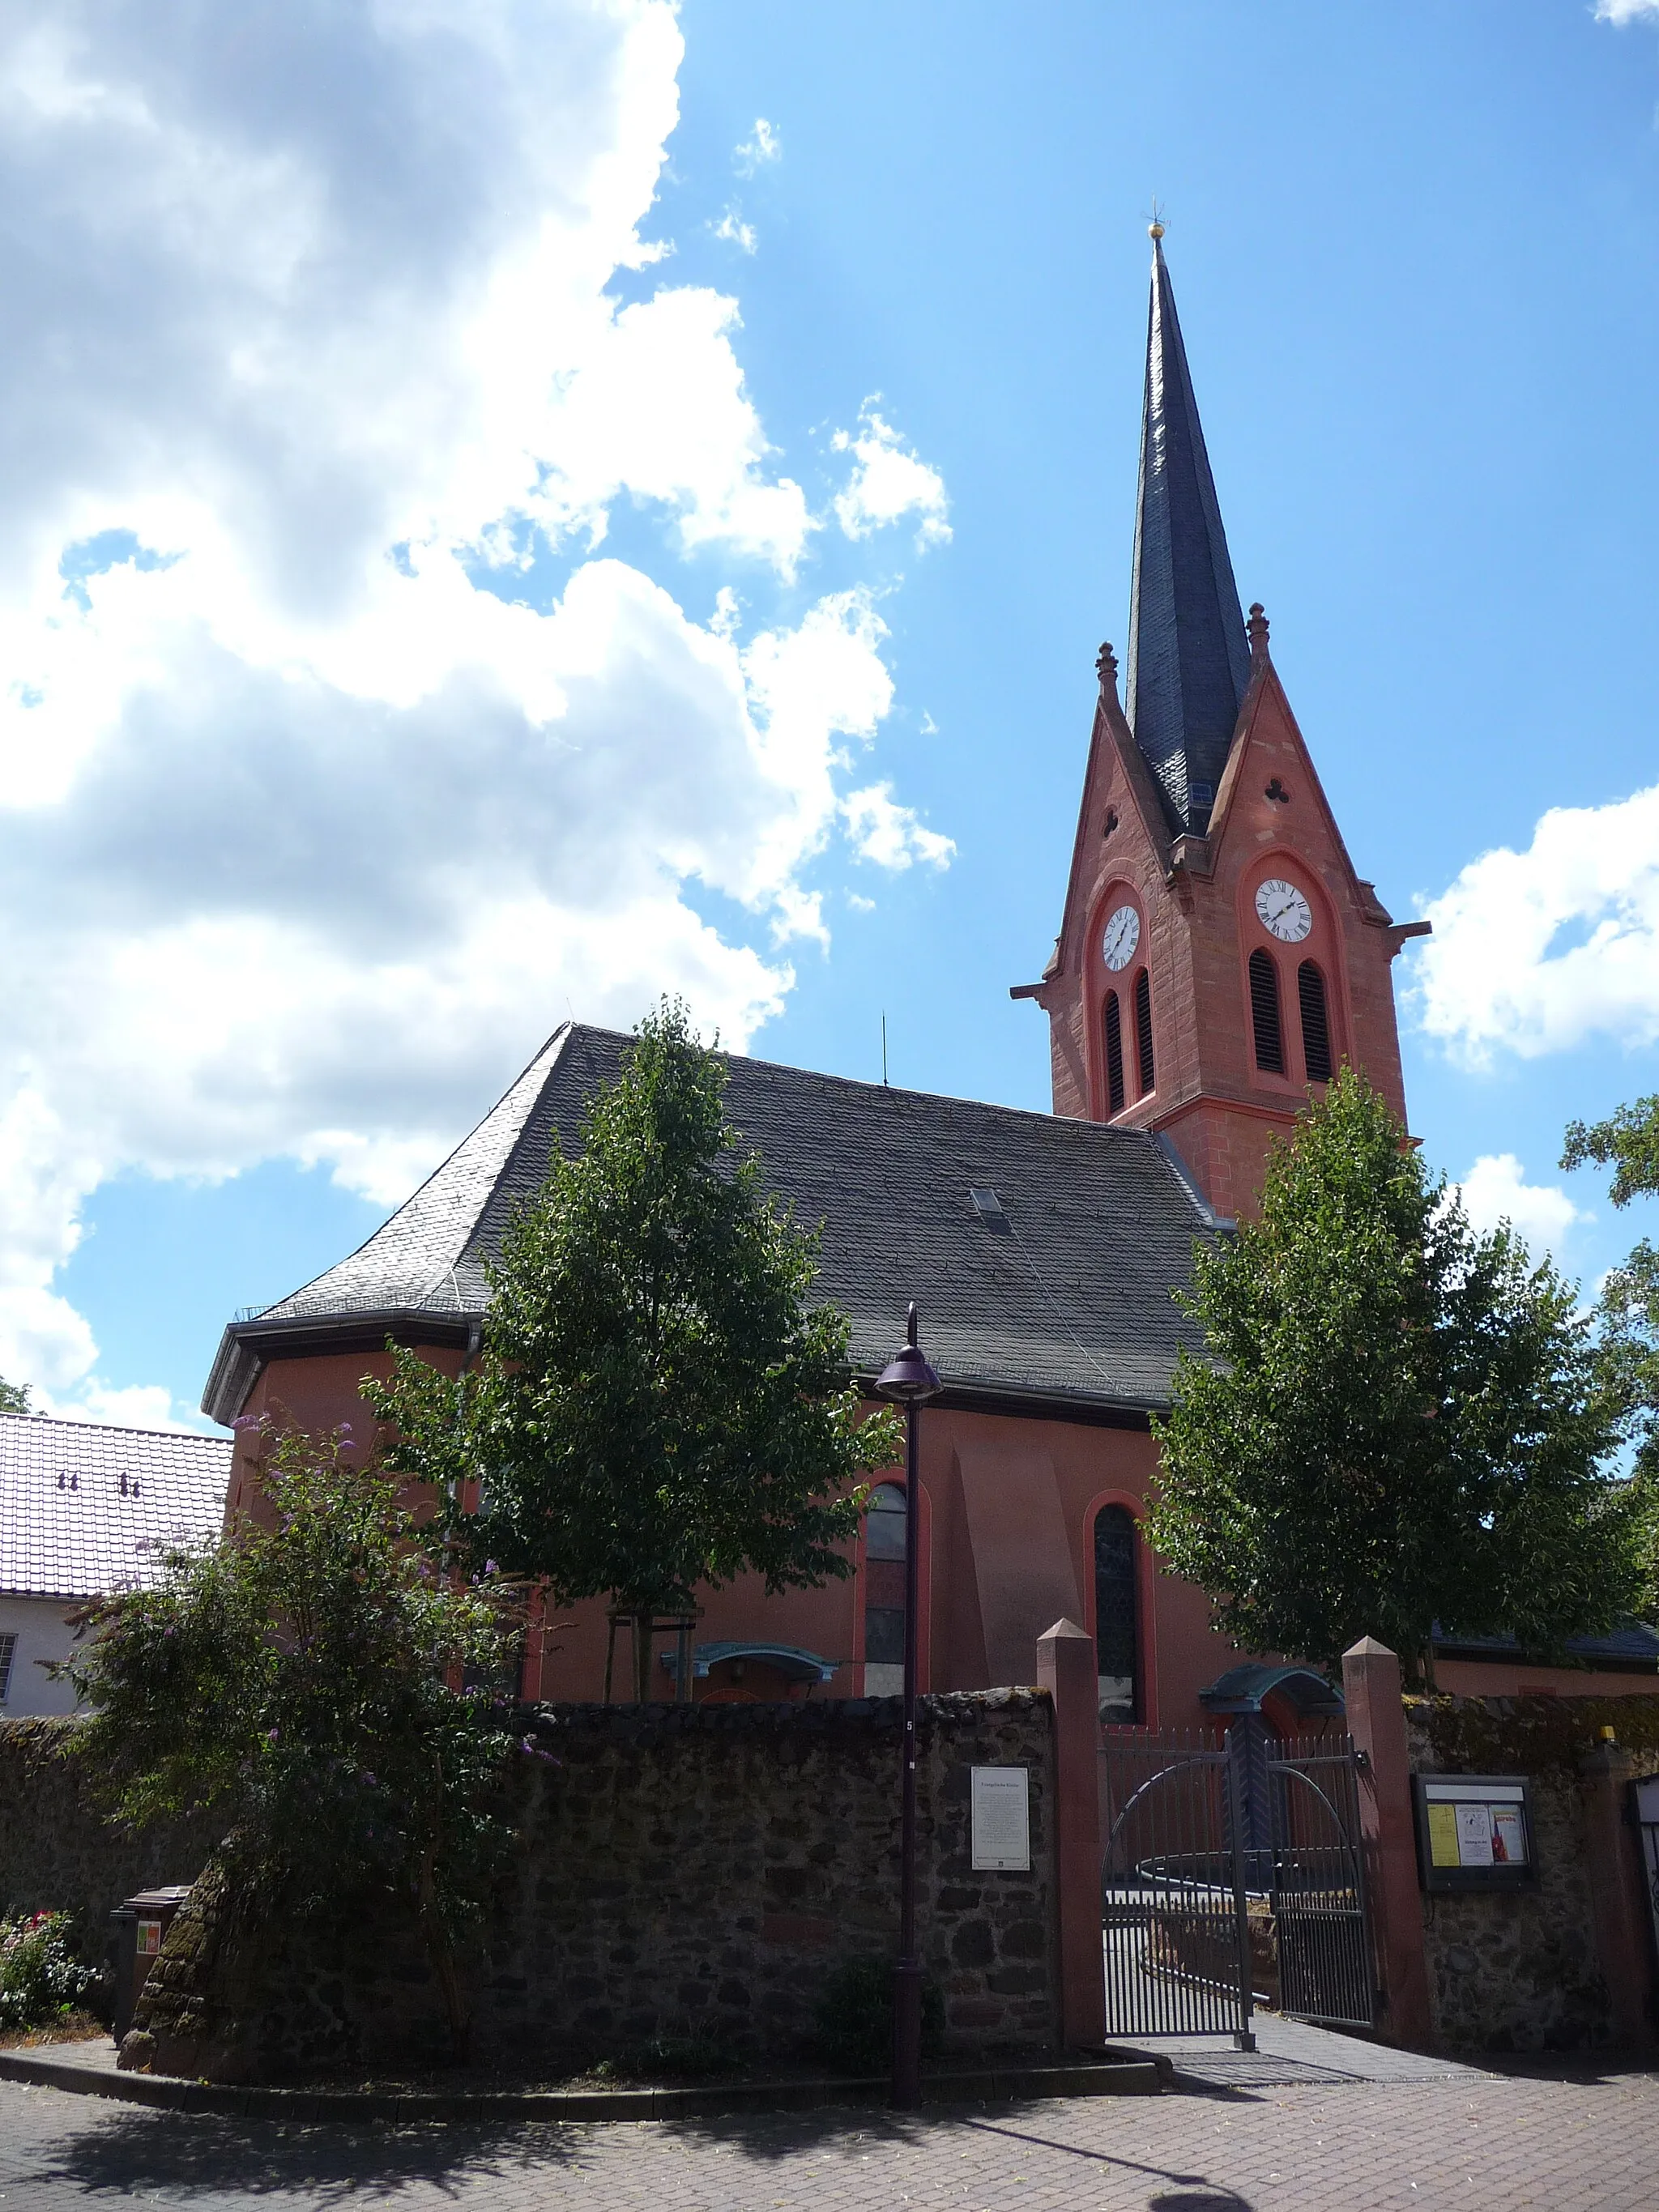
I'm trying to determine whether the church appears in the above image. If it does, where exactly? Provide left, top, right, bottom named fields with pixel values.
left=203, top=234, right=1658, bottom=1723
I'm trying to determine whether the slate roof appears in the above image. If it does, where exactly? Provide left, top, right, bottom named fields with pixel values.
left=1434, top=1622, right=1659, bottom=1673
left=0, top=1413, right=231, bottom=1600
left=1124, top=236, right=1251, bottom=836
left=203, top=1024, right=1217, bottom=1426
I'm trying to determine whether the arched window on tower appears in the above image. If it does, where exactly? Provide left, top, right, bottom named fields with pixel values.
left=1094, top=1506, right=1140, bottom=1724
left=1103, top=991, right=1126, bottom=1116
left=1133, top=969, right=1154, bottom=1096
left=1298, top=961, right=1333, bottom=1084
left=862, top=1481, right=906, bottom=1698
left=1248, top=948, right=1284, bottom=1074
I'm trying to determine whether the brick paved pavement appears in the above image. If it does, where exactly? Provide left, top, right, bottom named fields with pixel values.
left=2, top=2063, right=1657, bottom=2211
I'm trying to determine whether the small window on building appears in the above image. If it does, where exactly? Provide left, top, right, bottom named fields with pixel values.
left=1103, top=991, right=1126, bottom=1116
left=1248, top=948, right=1284, bottom=1074
left=1133, top=969, right=1154, bottom=1096
left=864, top=1481, right=906, bottom=1698
left=1094, top=1508, right=1139, bottom=1724
left=1299, top=961, right=1333, bottom=1083
left=0, top=1634, right=15, bottom=1704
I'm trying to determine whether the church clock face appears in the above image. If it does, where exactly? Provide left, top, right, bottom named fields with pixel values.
left=1255, top=878, right=1313, bottom=944
left=1102, top=903, right=1141, bottom=972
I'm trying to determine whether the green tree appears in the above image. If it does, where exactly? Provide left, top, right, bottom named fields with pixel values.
left=1563, top=1096, right=1659, bottom=1613
left=1563, top=1095, right=1659, bottom=1212
left=371, top=998, right=902, bottom=1700
left=0, top=1375, right=29, bottom=1414
left=1149, top=1069, right=1636, bottom=1686
left=61, top=1423, right=518, bottom=2056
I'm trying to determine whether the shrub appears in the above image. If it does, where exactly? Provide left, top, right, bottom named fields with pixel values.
left=0, top=1912, right=96, bottom=2031
left=812, top=1955, right=944, bottom=2075
left=60, top=1422, right=522, bottom=2061
left=592, top=2033, right=742, bottom=2081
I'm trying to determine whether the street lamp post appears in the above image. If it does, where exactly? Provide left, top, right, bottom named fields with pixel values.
left=875, top=1301, right=943, bottom=2110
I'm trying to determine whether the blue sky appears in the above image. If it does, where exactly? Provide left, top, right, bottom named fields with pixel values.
left=3, top=1, right=1657, bottom=1426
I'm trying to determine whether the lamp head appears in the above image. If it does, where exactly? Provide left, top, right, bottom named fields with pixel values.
left=875, top=1301, right=943, bottom=1404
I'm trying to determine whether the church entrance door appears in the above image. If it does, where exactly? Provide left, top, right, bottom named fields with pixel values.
left=1099, top=1727, right=1374, bottom=2045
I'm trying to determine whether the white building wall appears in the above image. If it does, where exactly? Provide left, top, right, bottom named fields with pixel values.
left=0, top=1592, right=85, bottom=1716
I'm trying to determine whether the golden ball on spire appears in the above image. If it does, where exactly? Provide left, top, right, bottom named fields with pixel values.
left=1148, top=219, right=1166, bottom=241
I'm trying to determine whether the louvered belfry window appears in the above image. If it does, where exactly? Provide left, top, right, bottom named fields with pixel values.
left=1133, top=969, right=1154, bottom=1095
left=1103, top=991, right=1126, bottom=1115
left=1248, top=948, right=1284, bottom=1073
left=1299, top=960, right=1333, bottom=1083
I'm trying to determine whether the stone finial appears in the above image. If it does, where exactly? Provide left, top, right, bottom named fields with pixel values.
left=1038, top=1617, right=1090, bottom=1643
left=1247, top=603, right=1270, bottom=658
left=1096, top=641, right=1119, bottom=693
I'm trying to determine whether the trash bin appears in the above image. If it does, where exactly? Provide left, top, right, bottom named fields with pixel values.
left=109, top=1886, right=193, bottom=2042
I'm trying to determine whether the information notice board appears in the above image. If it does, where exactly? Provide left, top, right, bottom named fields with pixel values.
left=1412, top=1774, right=1536, bottom=1893
left=970, top=1766, right=1031, bottom=1872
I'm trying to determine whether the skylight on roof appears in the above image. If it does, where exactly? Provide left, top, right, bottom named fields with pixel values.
left=970, top=1186, right=1011, bottom=1233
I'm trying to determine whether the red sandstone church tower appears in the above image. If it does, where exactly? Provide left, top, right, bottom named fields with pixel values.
left=1014, top=228, right=1427, bottom=1220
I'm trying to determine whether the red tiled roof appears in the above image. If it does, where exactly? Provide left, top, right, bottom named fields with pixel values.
left=0, top=1412, right=230, bottom=1600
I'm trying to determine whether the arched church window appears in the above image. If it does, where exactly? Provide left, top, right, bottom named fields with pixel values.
left=1133, top=969, right=1154, bottom=1096
left=1094, top=1506, right=1139, bottom=1724
left=1103, top=992, right=1126, bottom=1116
left=1248, top=948, right=1284, bottom=1073
left=1299, top=961, right=1333, bottom=1084
left=863, top=1481, right=906, bottom=1698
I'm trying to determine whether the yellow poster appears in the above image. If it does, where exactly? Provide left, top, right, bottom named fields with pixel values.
left=1427, top=1800, right=1462, bottom=1868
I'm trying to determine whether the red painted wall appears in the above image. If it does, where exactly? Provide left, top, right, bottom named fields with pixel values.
left=224, top=1350, right=1264, bottom=1727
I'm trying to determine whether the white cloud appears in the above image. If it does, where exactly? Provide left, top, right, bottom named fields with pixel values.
left=0, top=2, right=952, bottom=1417
left=1596, top=1, right=1659, bottom=24
left=712, top=205, right=757, bottom=255
left=1410, top=784, right=1659, bottom=1065
left=734, top=117, right=780, bottom=175
left=1454, top=1154, right=1586, bottom=1269
left=833, top=405, right=952, bottom=549
left=842, top=782, right=956, bottom=872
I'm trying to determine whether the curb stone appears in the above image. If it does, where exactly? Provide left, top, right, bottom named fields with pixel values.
left=0, top=2041, right=1161, bottom=2120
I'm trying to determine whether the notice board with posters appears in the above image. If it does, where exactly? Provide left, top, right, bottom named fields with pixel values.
left=1412, top=1774, right=1536, bottom=1893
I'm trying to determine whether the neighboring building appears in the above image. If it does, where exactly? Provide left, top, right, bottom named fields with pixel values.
left=0, top=1413, right=231, bottom=1716
left=200, top=236, right=1657, bottom=1718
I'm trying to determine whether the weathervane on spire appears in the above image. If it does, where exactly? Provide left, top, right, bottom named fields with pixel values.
left=1146, top=197, right=1166, bottom=243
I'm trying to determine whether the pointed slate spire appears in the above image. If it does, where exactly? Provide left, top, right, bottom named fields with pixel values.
left=1124, top=228, right=1251, bottom=833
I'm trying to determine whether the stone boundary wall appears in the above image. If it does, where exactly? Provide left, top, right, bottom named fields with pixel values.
left=0, top=1719, right=219, bottom=1964
left=1405, top=1694, right=1659, bottom=2053
left=9, top=1693, right=1061, bottom=2077
left=475, top=1689, right=1059, bottom=2065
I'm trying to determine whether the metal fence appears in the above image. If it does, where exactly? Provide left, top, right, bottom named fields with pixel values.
left=1099, top=1724, right=1374, bottom=2044
left=1266, top=1735, right=1373, bottom=2029
left=1100, top=1729, right=1258, bottom=2045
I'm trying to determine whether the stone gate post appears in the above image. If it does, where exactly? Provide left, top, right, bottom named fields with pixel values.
left=1577, top=1740, right=1654, bottom=2047
left=1038, top=1617, right=1106, bottom=2049
left=1341, top=1636, right=1433, bottom=2048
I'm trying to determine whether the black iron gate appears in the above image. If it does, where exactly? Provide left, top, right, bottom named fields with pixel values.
left=1266, top=1736, right=1374, bottom=2028
left=1099, top=1725, right=1374, bottom=2044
